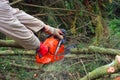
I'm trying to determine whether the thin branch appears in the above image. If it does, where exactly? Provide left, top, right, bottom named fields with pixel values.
left=112, top=40, right=120, bottom=48
left=10, top=0, right=22, bottom=5
left=80, top=59, right=89, bottom=80
left=33, top=13, right=75, bottom=17
left=20, top=3, right=97, bottom=17
left=9, top=62, right=43, bottom=70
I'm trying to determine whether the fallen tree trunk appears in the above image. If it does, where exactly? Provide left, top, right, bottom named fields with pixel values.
left=0, top=50, right=35, bottom=55
left=0, top=50, right=94, bottom=70
left=80, top=55, right=120, bottom=80
left=1, top=40, right=120, bottom=56
left=0, top=50, right=94, bottom=60
left=1, top=40, right=120, bottom=78
left=0, top=40, right=22, bottom=48
left=71, top=46, right=120, bottom=56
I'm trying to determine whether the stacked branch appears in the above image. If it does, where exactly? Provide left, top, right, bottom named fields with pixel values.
left=1, top=40, right=120, bottom=56
left=1, top=40, right=120, bottom=79
left=0, top=0, right=117, bottom=79
left=0, top=40, right=22, bottom=48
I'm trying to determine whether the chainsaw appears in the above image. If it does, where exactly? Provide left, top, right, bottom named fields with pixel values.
left=36, top=29, right=67, bottom=64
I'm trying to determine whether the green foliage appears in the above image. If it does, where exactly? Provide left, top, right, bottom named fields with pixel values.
left=109, top=19, right=120, bottom=35
left=1, top=0, right=120, bottom=80
left=64, top=0, right=74, bottom=9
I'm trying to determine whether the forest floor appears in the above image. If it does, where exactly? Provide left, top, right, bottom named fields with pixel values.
left=1, top=35, right=120, bottom=80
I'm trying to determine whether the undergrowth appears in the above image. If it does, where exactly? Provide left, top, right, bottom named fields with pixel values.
left=0, top=46, right=112, bottom=80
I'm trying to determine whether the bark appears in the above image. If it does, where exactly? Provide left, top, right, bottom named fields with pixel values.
left=1, top=40, right=120, bottom=78
left=0, top=50, right=94, bottom=60
left=80, top=55, right=120, bottom=80
left=0, top=50, right=93, bottom=70
left=0, top=40, right=22, bottom=48
left=1, top=40, right=120, bottom=56
left=71, top=46, right=120, bottom=56
left=0, top=50, right=35, bottom=56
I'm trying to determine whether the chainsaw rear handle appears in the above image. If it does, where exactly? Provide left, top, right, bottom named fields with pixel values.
left=52, top=29, right=66, bottom=38
left=60, top=29, right=66, bottom=37
left=45, top=29, right=66, bottom=42
left=60, top=29, right=66, bottom=44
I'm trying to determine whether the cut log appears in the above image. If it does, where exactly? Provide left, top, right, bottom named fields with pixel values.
left=80, top=55, right=120, bottom=80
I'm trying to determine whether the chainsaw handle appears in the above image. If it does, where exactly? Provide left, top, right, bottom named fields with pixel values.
left=60, top=29, right=66, bottom=44
left=60, top=29, right=66, bottom=37
left=46, top=29, right=66, bottom=38
left=44, top=29, right=66, bottom=44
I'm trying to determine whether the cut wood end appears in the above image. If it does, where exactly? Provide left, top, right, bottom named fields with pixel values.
left=33, top=73, right=38, bottom=78
left=114, top=76, right=120, bottom=80
left=116, top=55, right=120, bottom=64
left=107, top=67, right=115, bottom=73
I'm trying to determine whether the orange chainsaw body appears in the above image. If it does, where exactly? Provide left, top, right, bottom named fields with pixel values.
left=36, top=36, right=65, bottom=64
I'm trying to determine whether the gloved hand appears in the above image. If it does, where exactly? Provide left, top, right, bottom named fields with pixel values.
left=36, top=43, right=48, bottom=57
left=44, top=25, right=63, bottom=39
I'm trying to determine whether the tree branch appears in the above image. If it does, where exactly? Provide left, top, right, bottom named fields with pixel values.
left=80, top=55, right=120, bottom=80
left=10, top=0, right=22, bottom=5
left=20, top=3, right=96, bottom=17
left=71, top=46, right=120, bottom=56
left=9, top=62, right=43, bottom=70
left=1, top=40, right=120, bottom=56
left=0, top=50, right=35, bottom=56
left=0, top=40, right=22, bottom=48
